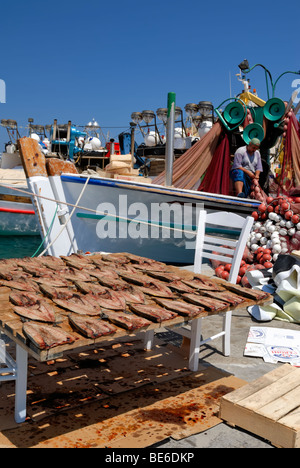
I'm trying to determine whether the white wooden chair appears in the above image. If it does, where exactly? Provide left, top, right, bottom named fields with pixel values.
left=144, top=210, right=254, bottom=371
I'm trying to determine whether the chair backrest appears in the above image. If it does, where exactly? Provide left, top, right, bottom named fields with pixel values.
left=193, top=210, right=254, bottom=284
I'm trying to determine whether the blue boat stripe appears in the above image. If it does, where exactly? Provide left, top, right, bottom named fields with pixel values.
left=60, top=175, right=260, bottom=208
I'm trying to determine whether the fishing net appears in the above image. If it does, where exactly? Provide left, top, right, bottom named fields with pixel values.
left=198, top=132, right=231, bottom=195
left=275, top=113, right=300, bottom=196
left=152, top=122, right=222, bottom=190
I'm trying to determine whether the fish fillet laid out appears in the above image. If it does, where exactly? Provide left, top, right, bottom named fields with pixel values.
left=33, top=276, right=70, bottom=287
left=89, top=269, right=119, bottom=281
left=137, top=282, right=173, bottom=298
left=90, top=257, right=118, bottom=270
left=61, top=268, right=93, bottom=282
left=182, top=276, right=223, bottom=291
left=53, top=294, right=102, bottom=316
left=9, top=291, right=42, bottom=307
left=13, top=302, right=56, bottom=323
left=202, top=290, right=246, bottom=307
left=146, top=271, right=182, bottom=282
left=115, top=285, right=145, bottom=304
left=220, top=282, right=271, bottom=301
left=23, top=322, right=77, bottom=350
left=154, top=298, right=204, bottom=317
left=19, top=264, right=53, bottom=277
left=68, top=315, right=117, bottom=339
left=130, top=262, right=167, bottom=272
left=40, top=256, right=66, bottom=270
left=91, top=277, right=145, bottom=303
left=167, top=280, right=195, bottom=293
left=91, top=290, right=126, bottom=310
left=101, top=309, right=151, bottom=331
left=0, top=268, right=31, bottom=281
left=102, top=253, right=131, bottom=264
left=60, top=255, right=96, bottom=270
left=73, top=281, right=107, bottom=295
left=122, top=253, right=167, bottom=270
left=118, top=272, right=152, bottom=285
left=1, top=279, right=39, bottom=292
left=39, top=285, right=76, bottom=300
left=96, top=276, right=127, bottom=290
left=182, top=293, right=229, bottom=312
left=119, top=273, right=173, bottom=298
left=129, top=304, right=178, bottom=322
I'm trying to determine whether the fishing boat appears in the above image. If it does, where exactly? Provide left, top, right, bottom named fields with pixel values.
left=13, top=62, right=300, bottom=263
left=0, top=118, right=111, bottom=235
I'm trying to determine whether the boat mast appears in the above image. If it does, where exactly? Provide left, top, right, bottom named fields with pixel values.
left=165, top=92, right=176, bottom=186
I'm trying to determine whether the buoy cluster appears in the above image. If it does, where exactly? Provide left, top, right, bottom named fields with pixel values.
left=250, top=195, right=300, bottom=263
left=213, top=194, right=300, bottom=287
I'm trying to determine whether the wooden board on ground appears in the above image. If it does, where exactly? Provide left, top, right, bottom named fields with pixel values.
left=219, top=364, right=300, bottom=448
left=0, top=341, right=246, bottom=448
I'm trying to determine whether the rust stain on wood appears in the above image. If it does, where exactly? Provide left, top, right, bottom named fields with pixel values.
left=18, top=137, right=47, bottom=178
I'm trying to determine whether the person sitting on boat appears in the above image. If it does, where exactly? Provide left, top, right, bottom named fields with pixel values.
left=230, top=138, right=263, bottom=198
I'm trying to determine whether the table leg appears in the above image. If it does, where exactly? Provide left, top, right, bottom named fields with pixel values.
left=144, top=330, right=154, bottom=350
left=15, top=345, right=28, bottom=423
left=189, top=317, right=202, bottom=372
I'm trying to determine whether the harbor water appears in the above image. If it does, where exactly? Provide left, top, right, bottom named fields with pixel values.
left=0, top=235, right=42, bottom=259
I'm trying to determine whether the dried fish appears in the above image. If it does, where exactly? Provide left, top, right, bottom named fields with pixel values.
left=91, top=290, right=126, bottom=310
left=115, top=285, right=145, bottom=304
left=73, top=281, right=107, bottom=295
left=89, top=269, right=119, bottom=281
left=221, top=282, right=271, bottom=301
left=23, top=322, right=76, bottom=349
left=102, top=253, right=130, bottom=264
left=1, top=279, right=39, bottom=292
left=14, top=302, right=56, bottom=323
left=68, top=315, right=116, bottom=339
left=154, top=298, right=204, bottom=317
left=102, top=309, right=151, bottom=331
left=119, top=272, right=173, bottom=298
left=33, top=276, right=70, bottom=287
left=53, top=294, right=102, bottom=316
left=129, top=304, right=177, bottom=322
left=202, top=290, right=245, bottom=307
left=138, top=282, right=173, bottom=298
left=9, top=291, right=42, bottom=306
left=39, top=285, right=76, bottom=300
left=182, top=276, right=223, bottom=291
left=167, top=280, right=195, bottom=293
left=146, top=271, right=182, bottom=282
left=40, top=256, right=66, bottom=270
left=182, top=293, right=229, bottom=312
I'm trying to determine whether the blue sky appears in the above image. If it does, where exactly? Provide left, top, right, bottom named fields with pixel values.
left=0, top=0, right=299, bottom=149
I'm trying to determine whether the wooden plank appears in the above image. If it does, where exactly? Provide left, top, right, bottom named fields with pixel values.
left=280, top=407, right=300, bottom=431
left=219, top=365, right=300, bottom=448
left=257, top=385, right=300, bottom=421
left=0, top=194, right=32, bottom=204
left=221, top=365, right=296, bottom=404
left=18, top=137, right=47, bottom=178
left=236, top=368, right=300, bottom=411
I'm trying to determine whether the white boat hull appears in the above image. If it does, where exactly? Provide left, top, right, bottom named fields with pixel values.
left=28, top=174, right=260, bottom=263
